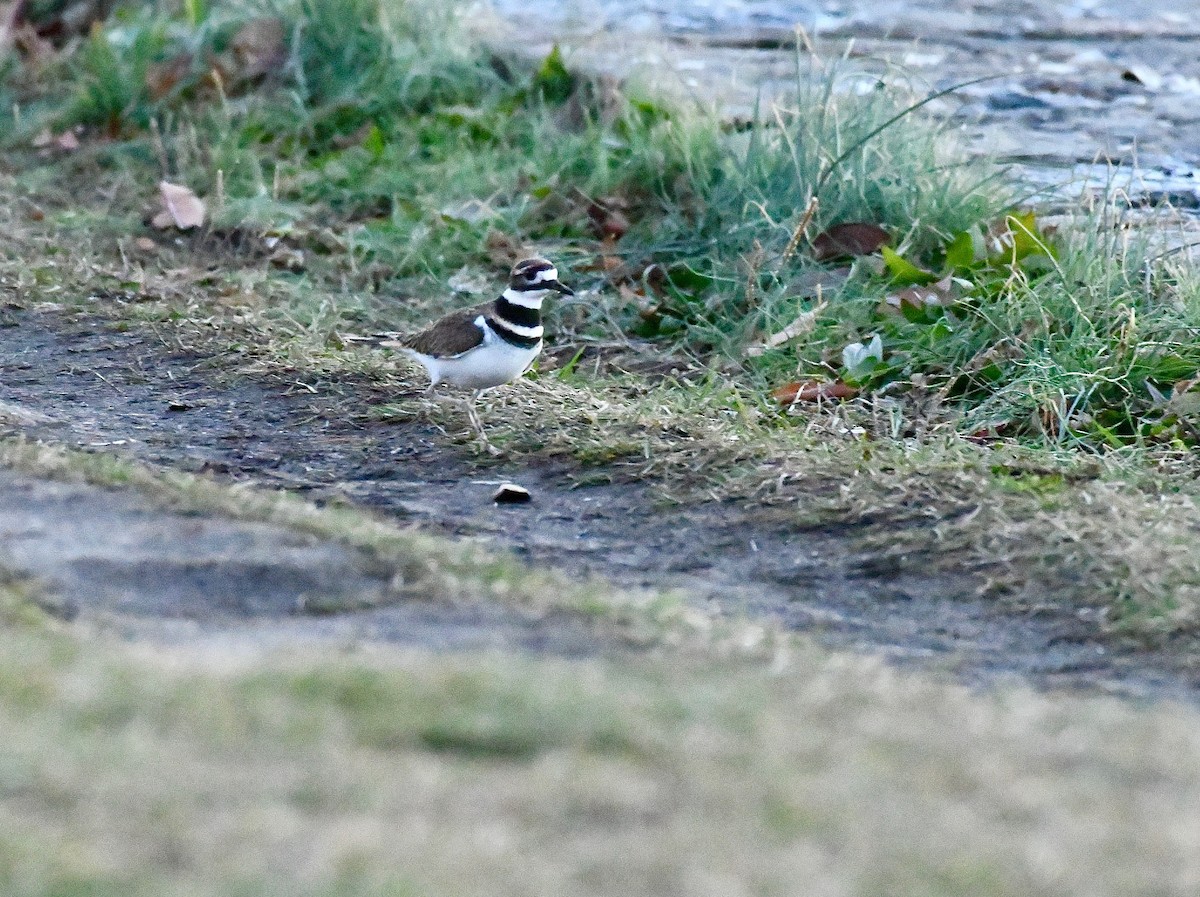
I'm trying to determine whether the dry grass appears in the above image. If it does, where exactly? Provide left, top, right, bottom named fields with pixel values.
left=351, top=361, right=1200, bottom=640
left=2, top=594, right=1200, bottom=897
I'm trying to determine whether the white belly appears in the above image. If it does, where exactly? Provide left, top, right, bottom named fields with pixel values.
left=405, top=333, right=542, bottom=390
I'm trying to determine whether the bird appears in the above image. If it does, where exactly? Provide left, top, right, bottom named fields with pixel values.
left=353, top=257, right=573, bottom=444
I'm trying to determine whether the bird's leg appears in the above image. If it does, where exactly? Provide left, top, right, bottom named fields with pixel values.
left=465, top=390, right=501, bottom=456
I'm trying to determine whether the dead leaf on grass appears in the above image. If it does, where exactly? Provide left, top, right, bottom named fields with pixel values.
left=586, top=196, right=631, bottom=240
left=153, top=181, right=206, bottom=230
left=811, top=222, right=890, bottom=261
left=32, top=127, right=79, bottom=152
left=771, top=379, right=858, bottom=405
left=484, top=230, right=529, bottom=267
left=882, top=274, right=964, bottom=314
left=146, top=52, right=193, bottom=100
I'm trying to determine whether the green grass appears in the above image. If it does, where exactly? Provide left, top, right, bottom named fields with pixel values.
left=6, top=0, right=1199, bottom=453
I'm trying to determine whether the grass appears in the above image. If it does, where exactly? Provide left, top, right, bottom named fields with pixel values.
left=4, top=594, right=1200, bottom=897
left=4, top=6, right=1200, bottom=890
left=2, top=0, right=1199, bottom=451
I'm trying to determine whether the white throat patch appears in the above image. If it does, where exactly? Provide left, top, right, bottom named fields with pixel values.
left=501, top=287, right=546, bottom=308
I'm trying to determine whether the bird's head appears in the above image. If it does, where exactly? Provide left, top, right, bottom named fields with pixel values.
left=506, top=257, right=574, bottom=303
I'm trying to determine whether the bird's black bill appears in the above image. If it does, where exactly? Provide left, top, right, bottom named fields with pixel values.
left=549, top=281, right=575, bottom=296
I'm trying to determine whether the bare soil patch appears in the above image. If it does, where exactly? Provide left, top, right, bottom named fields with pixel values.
left=1, top=305, right=1198, bottom=700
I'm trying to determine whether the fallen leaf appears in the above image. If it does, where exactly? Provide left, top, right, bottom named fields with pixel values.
left=881, top=245, right=937, bottom=285
left=586, top=197, right=630, bottom=240
left=484, top=230, right=528, bottom=266
left=985, top=210, right=1053, bottom=263
left=134, top=236, right=157, bottom=251
left=145, top=52, right=193, bottom=100
left=882, top=274, right=963, bottom=314
left=155, top=181, right=206, bottom=230
left=771, top=379, right=858, bottom=404
left=811, top=222, right=890, bottom=261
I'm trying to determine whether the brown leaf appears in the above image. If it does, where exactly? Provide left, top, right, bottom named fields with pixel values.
left=587, top=197, right=630, bottom=240
left=156, top=181, right=206, bottom=230
left=811, top=222, right=890, bottom=262
left=772, top=379, right=858, bottom=404
left=484, top=230, right=528, bottom=267
left=145, top=52, right=193, bottom=101
left=882, top=274, right=962, bottom=313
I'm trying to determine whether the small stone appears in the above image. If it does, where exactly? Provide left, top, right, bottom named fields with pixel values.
left=492, top=483, right=531, bottom=504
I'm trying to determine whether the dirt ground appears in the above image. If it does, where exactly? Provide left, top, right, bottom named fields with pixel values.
left=2, top=304, right=1197, bottom=701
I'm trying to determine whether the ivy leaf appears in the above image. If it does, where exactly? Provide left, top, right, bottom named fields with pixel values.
left=533, top=45, right=575, bottom=104
left=944, top=230, right=977, bottom=269
left=881, top=246, right=937, bottom=286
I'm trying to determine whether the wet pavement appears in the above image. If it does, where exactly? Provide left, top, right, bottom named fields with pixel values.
left=486, top=0, right=1200, bottom=209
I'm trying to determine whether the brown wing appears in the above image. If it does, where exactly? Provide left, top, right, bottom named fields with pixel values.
left=399, top=303, right=490, bottom=358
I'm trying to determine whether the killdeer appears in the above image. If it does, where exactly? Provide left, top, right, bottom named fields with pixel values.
left=358, top=257, right=573, bottom=442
